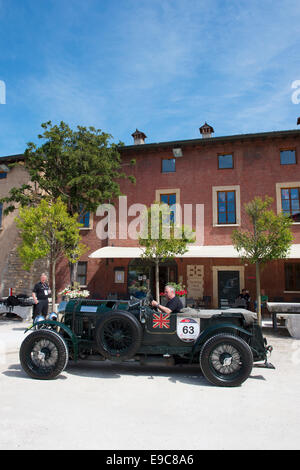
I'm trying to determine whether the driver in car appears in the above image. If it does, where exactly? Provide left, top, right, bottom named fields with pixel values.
left=151, top=285, right=183, bottom=314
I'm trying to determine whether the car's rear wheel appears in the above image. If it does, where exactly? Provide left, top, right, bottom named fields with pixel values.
left=95, top=311, right=143, bottom=361
left=19, top=330, right=69, bottom=380
left=199, top=333, right=253, bottom=387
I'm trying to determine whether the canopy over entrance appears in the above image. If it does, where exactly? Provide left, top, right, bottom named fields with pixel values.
left=89, top=245, right=300, bottom=259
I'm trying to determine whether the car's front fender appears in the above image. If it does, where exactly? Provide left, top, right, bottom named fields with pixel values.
left=190, top=322, right=252, bottom=362
left=25, top=320, right=79, bottom=360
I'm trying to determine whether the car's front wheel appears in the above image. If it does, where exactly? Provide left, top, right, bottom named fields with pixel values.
left=199, top=333, right=253, bottom=387
left=19, top=330, right=69, bottom=380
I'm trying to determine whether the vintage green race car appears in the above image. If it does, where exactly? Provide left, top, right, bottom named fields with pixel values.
left=19, top=296, right=274, bottom=387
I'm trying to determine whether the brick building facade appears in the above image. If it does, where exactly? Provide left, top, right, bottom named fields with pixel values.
left=1, top=126, right=300, bottom=308
left=0, top=154, right=48, bottom=297
left=54, top=126, right=300, bottom=308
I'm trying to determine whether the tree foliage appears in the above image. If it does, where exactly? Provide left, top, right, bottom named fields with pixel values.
left=232, top=196, right=293, bottom=323
left=1, top=121, right=135, bottom=283
left=139, top=203, right=195, bottom=301
left=1, top=121, right=135, bottom=218
left=16, top=198, right=87, bottom=305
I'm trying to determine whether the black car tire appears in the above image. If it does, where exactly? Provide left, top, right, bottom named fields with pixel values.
left=19, top=329, right=69, bottom=380
left=95, top=311, right=143, bottom=360
left=199, top=333, right=253, bottom=387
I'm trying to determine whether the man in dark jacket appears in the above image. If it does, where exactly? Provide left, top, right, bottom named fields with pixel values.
left=32, top=273, right=51, bottom=319
left=151, top=285, right=183, bottom=314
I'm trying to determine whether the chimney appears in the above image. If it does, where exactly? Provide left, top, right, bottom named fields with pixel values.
left=199, top=122, right=214, bottom=138
left=297, top=117, right=300, bottom=126
left=132, top=129, right=147, bottom=145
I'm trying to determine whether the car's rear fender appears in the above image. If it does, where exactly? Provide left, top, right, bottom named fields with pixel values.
left=190, top=322, right=252, bottom=362
left=25, top=320, right=79, bottom=360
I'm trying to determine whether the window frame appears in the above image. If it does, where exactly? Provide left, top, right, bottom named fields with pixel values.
left=161, top=158, right=176, bottom=173
left=276, top=182, right=300, bottom=225
left=280, top=187, right=300, bottom=218
left=79, top=211, right=93, bottom=230
left=280, top=148, right=297, bottom=165
left=160, top=192, right=176, bottom=223
left=212, top=185, right=241, bottom=227
left=218, top=153, right=234, bottom=170
left=76, top=261, right=87, bottom=287
left=284, top=262, right=300, bottom=292
left=217, top=190, right=236, bottom=224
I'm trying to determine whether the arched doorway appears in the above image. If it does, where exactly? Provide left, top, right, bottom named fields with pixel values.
left=128, top=258, right=178, bottom=298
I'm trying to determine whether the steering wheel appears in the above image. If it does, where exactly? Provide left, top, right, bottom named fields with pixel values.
left=143, top=291, right=153, bottom=307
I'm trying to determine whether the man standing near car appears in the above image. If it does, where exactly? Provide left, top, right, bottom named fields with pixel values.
left=32, top=273, right=51, bottom=319
left=151, top=285, right=183, bottom=314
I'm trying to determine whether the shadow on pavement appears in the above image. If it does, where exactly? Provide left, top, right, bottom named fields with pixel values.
left=2, top=363, right=67, bottom=380
left=2, top=360, right=270, bottom=387
left=65, top=360, right=267, bottom=387
left=65, top=360, right=211, bottom=387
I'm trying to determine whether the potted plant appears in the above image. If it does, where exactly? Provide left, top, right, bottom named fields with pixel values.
left=59, top=283, right=90, bottom=301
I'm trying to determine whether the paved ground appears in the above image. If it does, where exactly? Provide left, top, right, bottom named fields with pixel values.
left=0, top=318, right=300, bottom=450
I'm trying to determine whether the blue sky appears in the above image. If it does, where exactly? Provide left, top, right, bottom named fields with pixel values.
left=0, top=0, right=300, bottom=155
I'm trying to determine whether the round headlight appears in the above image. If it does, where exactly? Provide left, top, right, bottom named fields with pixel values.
left=34, top=315, right=45, bottom=324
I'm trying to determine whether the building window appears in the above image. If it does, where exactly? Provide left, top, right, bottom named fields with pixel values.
left=276, top=182, right=300, bottom=223
left=162, top=158, right=176, bottom=173
left=160, top=193, right=176, bottom=223
left=114, top=268, right=125, bottom=284
left=76, top=261, right=87, bottom=286
left=79, top=211, right=90, bottom=228
left=285, top=263, right=300, bottom=291
left=0, top=172, right=7, bottom=179
left=217, top=191, right=236, bottom=224
left=0, top=203, right=3, bottom=228
left=280, top=150, right=296, bottom=165
left=212, top=185, right=240, bottom=226
left=218, top=154, right=233, bottom=169
left=281, top=188, right=300, bottom=218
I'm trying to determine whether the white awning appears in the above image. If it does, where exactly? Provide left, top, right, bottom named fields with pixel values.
left=89, top=244, right=300, bottom=259
left=89, top=246, right=145, bottom=258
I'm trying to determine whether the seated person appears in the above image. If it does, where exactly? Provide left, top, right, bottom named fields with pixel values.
left=151, top=285, right=183, bottom=314
left=236, top=288, right=251, bottom=309
left=254, top=289, right=268, bottom=312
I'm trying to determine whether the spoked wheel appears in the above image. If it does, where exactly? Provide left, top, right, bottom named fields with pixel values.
left=199, top=333, right=253, bottom=387
left=19, top=330, right=69, bottom=380
left=96, top=311, right=143, bottom=360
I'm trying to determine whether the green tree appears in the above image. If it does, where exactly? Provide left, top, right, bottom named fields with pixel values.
left=232, top=196, right=293, bottom=324
left=16, top=198, right=86, bottom=308
left=1, top=121, right=135, bottom=282
left=139, top=203, right=195, bottom=302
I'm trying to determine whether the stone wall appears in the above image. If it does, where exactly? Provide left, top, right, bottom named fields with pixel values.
left=1, top=234, right=49, bottom=296
left=0, top=163, right=49, bottom=297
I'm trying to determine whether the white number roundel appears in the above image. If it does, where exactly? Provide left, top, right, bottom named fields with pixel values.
left=177, top=318, right=200, bottom=342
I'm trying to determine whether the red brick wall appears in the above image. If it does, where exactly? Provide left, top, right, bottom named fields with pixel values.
left=56, top=133, right=300, bottom=302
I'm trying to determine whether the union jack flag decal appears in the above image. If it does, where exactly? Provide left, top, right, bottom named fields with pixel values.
left=152, top=312, right=170, bottom=329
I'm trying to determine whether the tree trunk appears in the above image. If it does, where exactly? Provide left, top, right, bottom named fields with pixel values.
left=69, top=261, right=78, bottom=286
left=155, top=259, right=160, bottom=303
left=256, top=261, right=262, bottom=325
left=51, top=258, right=56, bottom=313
